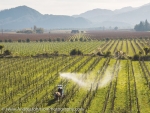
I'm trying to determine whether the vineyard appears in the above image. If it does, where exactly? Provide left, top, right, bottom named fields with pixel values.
left=0, top=34, right=150, bottom=57
left=0, top=32, right=150, bottom=113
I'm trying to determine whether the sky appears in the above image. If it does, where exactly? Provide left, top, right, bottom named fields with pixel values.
left=0, top=0, right=150, bottom=15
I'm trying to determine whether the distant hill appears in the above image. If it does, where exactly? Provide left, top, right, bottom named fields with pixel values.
left=0, top=6, right=91, bottom=29
left=0, top=6, right=42, bottom=20
left=73, top=3, right=150, bottom=28
left=1, top=3, right=150, bottom=30
left=114, top=6, right=135, bottom=14
left=73, top=9, right=115, bottom=23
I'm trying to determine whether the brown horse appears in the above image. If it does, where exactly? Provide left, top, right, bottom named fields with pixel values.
left=55, top=92, right=61, bottom=101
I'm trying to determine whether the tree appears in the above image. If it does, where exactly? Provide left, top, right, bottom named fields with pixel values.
left=134, top=20, right=150, bottom=31
left=139, top=21, right=145, bottom=31
left=71, top=30, right=79, bottom=33
left=40, top=39, right=43, bottom=42
left=143, top=47, right=150, bottom=55
left=57, top=38, right=60, bottom=42
left=70, top=39, right=74, bottom=42
left=133, top=54, right=140, bottom=60
left=18, top=39, right=22, bottom=42
left=3, top=50, right=11, bottom=55
left=70, top=49, right=83, bottom=55
left=48, top=39, right=51, bottom=42
left=36, top=28, right=44, bottom=34
left=26, top=38, right=30, bottom=43
left=70, top=49, right=77, bottom=55
left=79, top=37, right=83, bottom=41
left=106, top=38, right=110, bottom=41
left=17, top=30, right=33, bottom=34
left=114, top=26, right=118, bottom=30
left=0, top=45, right=4, bottom=54
left=145, top=19, right=149, bottom=30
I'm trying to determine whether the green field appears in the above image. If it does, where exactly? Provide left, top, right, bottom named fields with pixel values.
left=0, top=35, right=150, bottom=113
left=0, top=41, right=104, bottom=56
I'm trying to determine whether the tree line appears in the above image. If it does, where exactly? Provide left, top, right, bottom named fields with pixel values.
left=16, top=26, right=44, bottom=34
left=134, top=20, right=150, bottom=31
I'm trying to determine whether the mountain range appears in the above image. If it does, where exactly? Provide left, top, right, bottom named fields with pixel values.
left=73, top=3, right=150, bottom=28
left=0, top=6, right=91, bottom=30
left=0, top=3, right=150, bottom=30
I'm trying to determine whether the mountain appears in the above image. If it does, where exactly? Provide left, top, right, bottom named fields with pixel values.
left=114, top=6, right=135, bottom=14
left=0, top=6, right=91, bottom=29
left=73, top=9, right=114, bottom=23
left=110, top=4, right=150, bottom=25
left=0, top=6, right=42, bottom=20
left=1, top=3, right=150, bottom=30
left=74, top=3, right=150, bottom=28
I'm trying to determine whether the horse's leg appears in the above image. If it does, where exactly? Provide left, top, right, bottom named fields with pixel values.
left=57, top=97, right=59, bottom=102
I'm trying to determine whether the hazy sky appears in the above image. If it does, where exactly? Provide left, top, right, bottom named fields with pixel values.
left=0, top=0, right=150, bottom=15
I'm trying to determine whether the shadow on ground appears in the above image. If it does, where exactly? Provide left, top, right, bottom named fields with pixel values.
left=47, top=99, right=56, bottom=106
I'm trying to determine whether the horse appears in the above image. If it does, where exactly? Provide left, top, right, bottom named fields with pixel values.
left=54, top=92, right=61, bottom=101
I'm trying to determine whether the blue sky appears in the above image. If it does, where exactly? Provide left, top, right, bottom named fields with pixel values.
left=0, top=0, right=150, bottom=15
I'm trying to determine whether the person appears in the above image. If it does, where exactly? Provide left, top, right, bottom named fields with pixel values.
left=58, top=88, right=62, bottom=96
